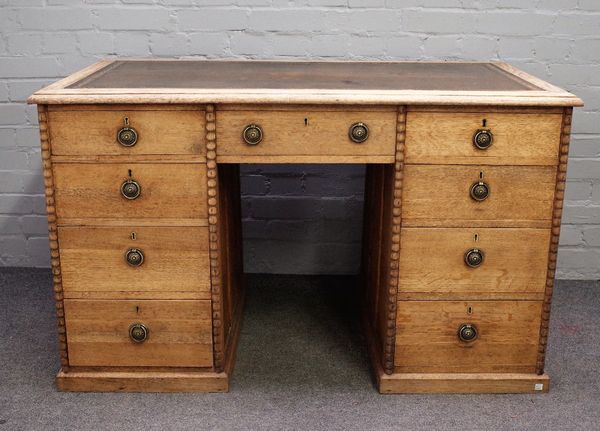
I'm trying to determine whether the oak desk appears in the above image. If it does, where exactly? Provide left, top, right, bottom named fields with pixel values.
left=28, top=60, right=582, bottom=394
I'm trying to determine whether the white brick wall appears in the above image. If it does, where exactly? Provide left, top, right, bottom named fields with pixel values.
left=0, top=1, right=598, bottom=278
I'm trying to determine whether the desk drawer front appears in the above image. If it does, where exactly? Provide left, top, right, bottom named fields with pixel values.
left=53, top=163, right=207, bottom=220
left=402, top=165, right=556, bottom=227
left=64, top=299, right=213, bottom=367
left=395, top=300, right=542, bottom=373
left=405, top=112, right=562, bottom=165
left=49, top=109, right=205, bottom=156
left=398, top=227, right=551, bottom=298
left=59, top=226, right=210, bottom=299
left=216, top=109, right=396, bottom=159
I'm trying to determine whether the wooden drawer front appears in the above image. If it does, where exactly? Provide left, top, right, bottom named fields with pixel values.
left=405, top=112, right=562, bottom=165
left=53, top=163, right=207, bottom=220
left=216, top=109, right=396, bottom=159
left=398, top=228, right=551, bottom=299
left=49, top=109, right=205, bottom=156
left=59, top=226, right=210, bottom=300
left=402, top=165, right=556, bottom=227
left=395, top=300, right=541, bottom=373
left=65, top=299, right=213, bottom=367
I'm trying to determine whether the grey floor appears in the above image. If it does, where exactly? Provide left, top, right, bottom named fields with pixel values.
left=0, top=268, right=599, bottom=431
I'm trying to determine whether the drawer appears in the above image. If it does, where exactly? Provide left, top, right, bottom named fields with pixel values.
left=59, top=226, right=210, bottom=299
left=402, top=165, right=556, bottom=227
left=398, top=228, right=551, bottom=299
left=48, top=108, right=205, bottom=156
left=64, top=299, right=213, bottom=367
left=53, top=163, right=207, bottom=221
left=216, top=109, right=397, bottom=161
left=395, top=300, right=542, bottom=373
left=405, top=111, right=562, bottom=165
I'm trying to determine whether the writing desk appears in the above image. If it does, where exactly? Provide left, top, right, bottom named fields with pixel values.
left=28, top=60, right=582, bottom=393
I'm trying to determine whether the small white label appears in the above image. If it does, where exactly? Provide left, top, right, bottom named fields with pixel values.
left=534, top=383, right=544, bottom=391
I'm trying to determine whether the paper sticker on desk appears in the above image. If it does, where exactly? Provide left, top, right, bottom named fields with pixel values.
left=534, top=383, right=544, bottom=391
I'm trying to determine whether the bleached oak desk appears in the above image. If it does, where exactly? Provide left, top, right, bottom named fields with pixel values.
left=28, top=60, right=582, bottom=393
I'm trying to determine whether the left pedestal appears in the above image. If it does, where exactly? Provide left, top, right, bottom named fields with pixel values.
left=37, top=104, right=245, bottom=393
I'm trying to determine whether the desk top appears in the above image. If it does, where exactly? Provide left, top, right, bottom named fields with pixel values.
left=29, top=59, right=582, bottom=106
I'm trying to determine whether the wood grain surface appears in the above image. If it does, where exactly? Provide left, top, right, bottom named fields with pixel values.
left=49, top=108, right=205, bottom=156
left=398, top=227, right=551, bottom=297
left=405, top=111, right=562, bottom=165
left=537, top=107, right=573, bottom=375
left=59, top=226, right=211, bottom=299
left=216, top=109, right=396, bottom=160
left=64, top=299, right=213, bottom=367
left=379, top=373, right=550, bottom=394
left=38, top=105, right=70, bottom=369
left=402, top=165, right=557, bottom=227
left=56, top=369, right=228, bottom=392
left=395, top=300, right=542, bottom=373
left=53, top=163, right=207, bottom=220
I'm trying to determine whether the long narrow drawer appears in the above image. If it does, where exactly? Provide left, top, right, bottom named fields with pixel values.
left=402, top=165, right=556, bottom=227
left=398, top=228, right=551, bottom=299
left=64, top=299, right=213, bottom=367
left=53, top=163, right=207, bottom=220
left=59, top=226, right=210, bottom=299
left=49, top=108, right=205, bottom=156
left=216, top=109, right=397, bottom=160
left=395, top=300, right=542, bottom=373
left=405, top=111, right=562, bottom=165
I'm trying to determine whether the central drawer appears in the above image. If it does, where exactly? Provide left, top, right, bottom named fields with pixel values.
left=64, top=299, right=213, bottom=367
left=59, top=226, right=211, bottom=299
left=216, top=108, right=397, bottom=162
left=53, top=163, right=207, bottom=221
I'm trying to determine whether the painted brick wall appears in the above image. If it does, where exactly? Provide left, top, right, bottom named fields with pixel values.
left=0, top=1, right=598, bottom=278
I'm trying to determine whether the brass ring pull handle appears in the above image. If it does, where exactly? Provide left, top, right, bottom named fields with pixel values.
left=242, top=124, right=263, bottom=145
left=464, top=248, right=484, bottom=268
left=473, top=129, right=493, bottom=150
left=349, top=122, right=369, bottom=143
left=121, top=179, right=141, bottom=200
left=470, top=181, right=489, bottom=201
left=129, top=323, right=149, bottom=343
left=458, top=323, right=478, bottom=342
left=117, top=127, right=138, bottom=147
left=125, top=248, right=144, bottom=267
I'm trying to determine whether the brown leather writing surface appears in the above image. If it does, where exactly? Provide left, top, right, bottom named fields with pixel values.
left=69, top=61, right=541, bottom=91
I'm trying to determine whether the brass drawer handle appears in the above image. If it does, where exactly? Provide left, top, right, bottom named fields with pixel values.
left=117, top=127, right=138, bottom=147
left=349, top=122, right=369, bottom=143
left=242, top=124, right=263, bottom=145
left=121, top=179, right=141, bottom=200
left=470, top=181, right=489, bottom=201
left=464, top=248, right=484, bottom=268
left=125, top=248, right=144, bottom=267
left=473, top=129, right=493, bottom=150
left=458, top=323, right=478, bottom=342
left=129, top=323, right=149, bottom=343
